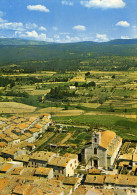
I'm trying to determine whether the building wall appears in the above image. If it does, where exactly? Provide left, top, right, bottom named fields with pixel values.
left=51, top=159, right=78, bottom=177
left=109, top=139, right=122, bottom=167
left=29, top=159, right=48, bottom=168
left=66, top=159, right=78, bottom=177
left=85, top=145, right=107, bottom=168
left=48, top=168, right=54, bottom=179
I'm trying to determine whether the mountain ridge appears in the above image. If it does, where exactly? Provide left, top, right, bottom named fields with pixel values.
left=0, top=38, right=137, bottom=46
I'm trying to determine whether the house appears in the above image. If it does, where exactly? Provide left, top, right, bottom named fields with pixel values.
left=8, top=167, right=24, bottom=175
left=115, top=175, right=137, bottom=190
left=29, top=151, right=56, bottom=167
left=104, top=175, right=117, bottom=189
left=59, top=176, right=81, bottom=191
left=47, top=155, right=78, bottom=177
left=69, top=86, right=76, bottom=90
left=119, top=154, right=132, bottom=164
left=14, top=154, right=30, bottom=167
left=0, top=178, right=9, bottom=192
left=0, top=163, right=14, bottom=174
left=85, top=130, right=122, bottom=169
left=34, top=167, right=53, bottom=179
left=84, top=175, right=105, bottom=187
left=0, top=161, right=23, bottom=174
left=1, top=147, right=26, bottom=160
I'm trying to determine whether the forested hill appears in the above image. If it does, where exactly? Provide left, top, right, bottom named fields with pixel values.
left=0, top=38, right=137, bottom=72
left=0, top=38, right=51, bottom=45
left=0, top=38, right=137, bottom=45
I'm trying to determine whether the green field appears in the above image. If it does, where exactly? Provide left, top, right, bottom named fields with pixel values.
left=53, top=115, right=137, bottom=140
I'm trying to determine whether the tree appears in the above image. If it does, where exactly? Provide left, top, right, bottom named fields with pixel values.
left=85, top=72, right=90, bottom=77
left=112, top=74, right=115, bottom=79
left=74, top=82, right=78, bottom=87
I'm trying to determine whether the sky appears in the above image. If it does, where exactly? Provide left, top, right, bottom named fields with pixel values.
left=0, top=0, right=137, bottom=43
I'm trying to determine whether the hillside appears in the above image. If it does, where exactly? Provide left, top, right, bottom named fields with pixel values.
left=0, top=38, right=137, bottom=72
left=0, top=38, right=51, bottom=45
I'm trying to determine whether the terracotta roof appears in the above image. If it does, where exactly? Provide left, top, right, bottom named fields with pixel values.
left=29, top=117, right=37, bottom=122
left=100, top=130, right=116, bottom=149
left=27, top=143, right=35, bottom=147
left=85, top=175, right=105, bottom=185
left=89, top=169, right=101, bottom=175
left=64, top=153, right=78, bottom=159
left=9, top=167, right=24, bottom=175
left=105, top=175, right=117, bottom=184
left=29, top=128, right=39, bottom=133
left=35, top=167, right=52, bottom=176
left=14, top=155, right=30, bottom=162
left=30, top=151, right=55, bottom=162
left=48, top=156, right=71, bottom=167
left=21, top=168, right=36, bottom=176
left=116, top=175, right=137, bottom=186
left=19, top=134, right=28, bottom=141
left=0, top=134, right=6, bottom=138
left=2, top=147, right=18, bottom=155
left=35, top=124, right=42, bottom=129
left=0, top=163, right=13, bottom=173
left=0, top=142, right=7, bottom=147
left=13, top=183, right=30, bottom=194
left=62, top=177, right=80, bottom=185
left=24, top=132, right=33, bottom=138
left=18, top=123, right=27, bottom=129
left=0, top=178, right=9, bottom=191
left=119, top=154, right=132, bottom=161
left=24, top=185, right=43, bottom=195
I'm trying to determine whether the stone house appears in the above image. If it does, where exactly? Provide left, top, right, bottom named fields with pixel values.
left=29, top=151, right=56, bottom=167
left=47, top=156, right=78, bottom=177
left=34, top=167, right=53, bottom=179
left=85, top=130, right=122, bottom=169
left=1, top=147, right=26, bottom=160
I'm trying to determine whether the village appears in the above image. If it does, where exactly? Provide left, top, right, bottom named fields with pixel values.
left=0, top=114, right=136, bottom=194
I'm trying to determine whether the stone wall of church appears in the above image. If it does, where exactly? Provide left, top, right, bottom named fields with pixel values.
left=85, top=145, right=107, bottom=168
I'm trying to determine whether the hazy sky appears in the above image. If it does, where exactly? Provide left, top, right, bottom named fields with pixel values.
left=0, top=0, right=136, bottom=42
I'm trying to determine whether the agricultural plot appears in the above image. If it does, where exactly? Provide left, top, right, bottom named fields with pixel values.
left=0, top=102, right=36, bottom=113
left=0, top=70, right=137, bottom=141
left=53, top=115, right=137, bottom=140
left=34, top=132, right=54, bottom=147
left=35, top=125, right=92, bottom=154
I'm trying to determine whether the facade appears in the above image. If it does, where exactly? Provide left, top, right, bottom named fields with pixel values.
left=48, top=156, right=78, bottom=177
left=85, top=130, right=122, bottom=169
left=29, top=151, right=56, bottom=167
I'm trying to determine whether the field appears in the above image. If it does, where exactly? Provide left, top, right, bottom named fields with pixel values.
left=53, top=115, right=137, bottom=140
left=0, top=102, right=36, bottom=113
left=0, top=70, right=137, bottom=140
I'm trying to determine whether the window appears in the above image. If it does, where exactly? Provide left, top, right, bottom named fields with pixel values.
left=70, top=163, right=72, bottom=167
left=58, top=170, right=60, bottom=173
left=94, top=148, right=97, bottom=154
left=94, top=138, right=97, bottom=143
left=62, top=170, right=64, bottom=174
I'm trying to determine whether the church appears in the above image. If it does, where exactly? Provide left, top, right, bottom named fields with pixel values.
left=85, top=130, right=122, bottom=169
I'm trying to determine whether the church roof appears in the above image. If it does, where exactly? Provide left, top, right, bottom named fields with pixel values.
left=100, top=130, right=116, bottom=149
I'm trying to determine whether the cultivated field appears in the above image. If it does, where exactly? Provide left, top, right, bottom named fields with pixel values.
left=1, top=70, right=137, bottom=140
left=0, top=102, right=36, bottom=113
